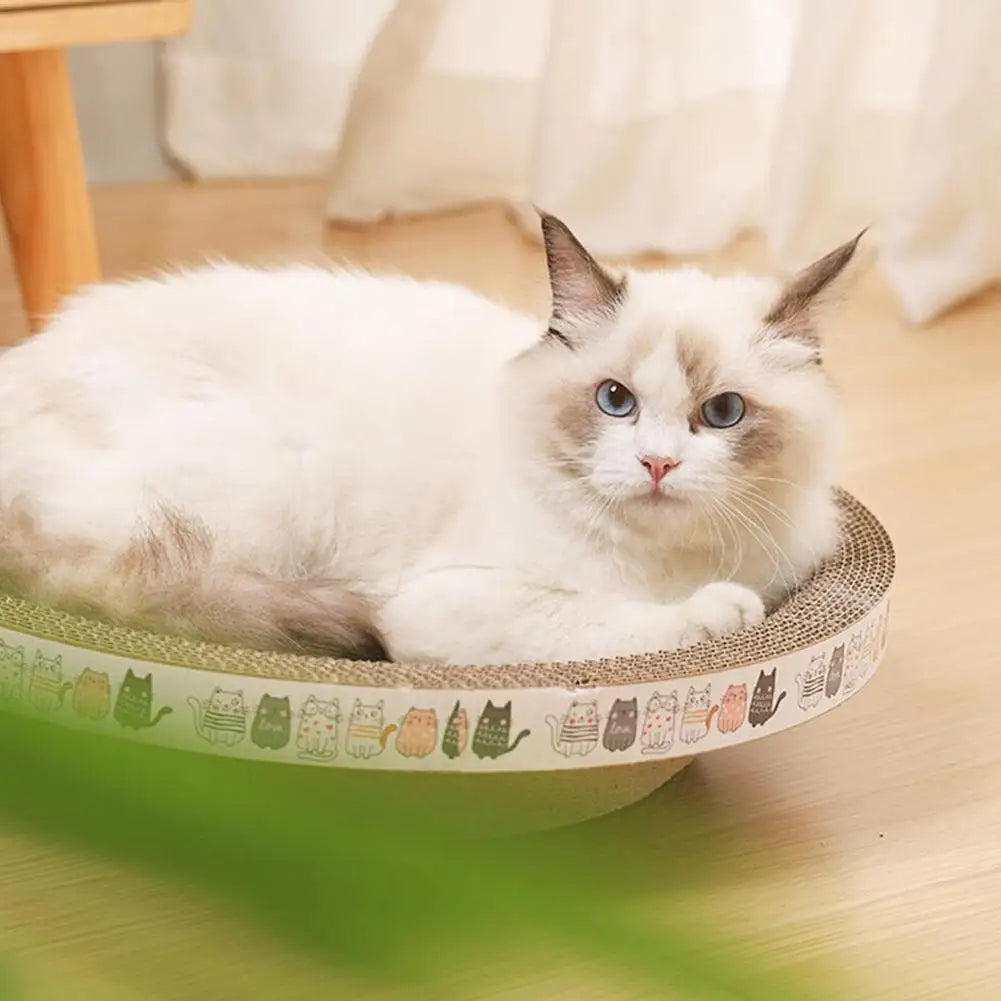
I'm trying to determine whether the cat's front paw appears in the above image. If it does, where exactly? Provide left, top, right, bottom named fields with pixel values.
left=678, top=582, right=765, bottom=647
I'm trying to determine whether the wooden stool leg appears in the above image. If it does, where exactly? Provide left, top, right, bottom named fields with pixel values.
left=0, top=48, right=100, bottom=333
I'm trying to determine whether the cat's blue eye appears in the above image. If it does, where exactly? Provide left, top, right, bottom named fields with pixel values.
left=700, top=391, right=745, bottom=429
left=595, top=379, right=637, bottom=417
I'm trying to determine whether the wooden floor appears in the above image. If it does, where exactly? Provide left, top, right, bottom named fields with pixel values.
left=1, top=182, right=1000, bottom=1001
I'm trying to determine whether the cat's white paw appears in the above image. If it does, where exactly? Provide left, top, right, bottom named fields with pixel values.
left=678, top=582, right=765, bottom=647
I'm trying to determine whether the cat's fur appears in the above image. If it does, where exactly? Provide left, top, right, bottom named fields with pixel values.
left=825, top=643, right=845, bottom=698
left=441, top=700, right=469, bottom=759
left=602, top=696, right=638, bottom=752
left=471, top=700, right=530, bottom=759
left=114, top=668, right=172, bottom=729
left=27, top=651, right=72, bottom=712
left=188, top=687, right=246, bottom=744
left=717, top=683, right=747, bottom=733
left=639, top=691, right=678, bottom=755
left=395, top=707, right=438, bottom=758
left=250, top=693, right=292, bottom=750
left=72, top=667, right=111, bottom=720
left=747, top=668, right=785, bottom=727
left=0, top=214, right=857, bottom=665
left=0, top=640, right=25, bottom=700
left=296, top=694, right=340, bottom=760
left=680, top=684, right=716, bottom=745
left=546, top=697, right=600, bottom=757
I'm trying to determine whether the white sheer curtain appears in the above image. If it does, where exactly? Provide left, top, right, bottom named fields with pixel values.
left=163, top=0, right=1001, bottom=323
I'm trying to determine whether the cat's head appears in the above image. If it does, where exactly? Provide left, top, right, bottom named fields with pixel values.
left=33, top=651, right=62, bottom=678
left=647, top=691, right=677, bottom=713
left=0, top=643, right=23, bottom=675
left=352, top=699, right=384, bottom=724
left=508, top=213, right=856, bottom=552
left=210, top=687, right=244, bottom=713
left=481, top=699, right=512, bottom=725
left=121, top=668, right=152, bottom=703
left=302, top=695, right=337, bottom=719
left=403, top=708, right=436, bottom=731
left=258, top=693, right=290, bottom=719
left=808, top=654, right=827, bottom=675
left=566, top=698, right=598, bottom=726
left=755, top=668, right=776, bottom=695
left=612, top=697, right=637, bottom=719
left=686, top=684, right=711, bottom=708
left=724, top=683, right=746, bottom=705
left=78, top=668, right=109, bottom=693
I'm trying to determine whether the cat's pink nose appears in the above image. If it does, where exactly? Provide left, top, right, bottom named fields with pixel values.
left=639, top=455, right=680, bottom=486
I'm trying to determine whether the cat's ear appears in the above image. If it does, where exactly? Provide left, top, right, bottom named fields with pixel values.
left=764, top=231, right=866, bottom=351
left=538, top=210, right=624, bottom=347
left=504, top=700, right=512, bottom=710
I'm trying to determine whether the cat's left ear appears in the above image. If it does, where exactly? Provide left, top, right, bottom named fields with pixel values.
left=539, top=210, right=624, bottom=347
left=764, top=231, right=866, bottom=350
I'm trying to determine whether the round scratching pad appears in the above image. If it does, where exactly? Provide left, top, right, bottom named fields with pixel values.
left=0, top=490, right=892, bottom=781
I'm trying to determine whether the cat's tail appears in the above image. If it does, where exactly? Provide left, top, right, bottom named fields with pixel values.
left=186, top=697, right=204, bottom=736
left=0, top=505, right=387, bottom=660
left=544, top=715, right=561, bottom=753
left=56, top=681, right=73, bottom=707
left=139, top=706, right=173, bottom=730
left=765, top=691, right=787, bottom=722
left=705, top=705, right=719, bottom=731
left=379, top=723, right=398, bottom=750
left=501, top=729, right=531, bottom=756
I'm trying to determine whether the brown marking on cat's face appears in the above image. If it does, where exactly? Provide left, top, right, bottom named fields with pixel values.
left=675, top=330, right=719, bottom=404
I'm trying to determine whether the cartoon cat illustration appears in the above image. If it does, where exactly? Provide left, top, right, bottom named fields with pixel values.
left=843, top=632, right=865, bottom=693
left=546, top=697, right=600, bottom=757
left=187, top=687, right=247, bottom=744
left=345, top=699, right=397, bottom=759
left=876, top=609, right=889, bottom=655
left=716, top=683, right=747, bottom=734
left=27, top=651, right=73, bottom=712
left=825, top=644, right=845, bottom=699
left=861, top=621, right=878, bottom=667
left=114, top=669, right=172, bottom=729
left=747, top=668, right=786, bottom=727
left=471, top=700, right=530, bottom=759
left=250, top=693, right=292, bottom=750
left=640, top=691, right=678, bottom=755
left=680, top=685, right=717, bottom=745
left=0, top=640, right=25, bottom=701
left=796, top=654, right=827, bottom=712
left=441, top=700, right=468, bottom=759
left=602, top=697, right=638, bottom=752
left=72, top=668, right=111, bottom=721
left=296, top=695, right=340, bottom=760
left=396, top=707, right=438, bottom=758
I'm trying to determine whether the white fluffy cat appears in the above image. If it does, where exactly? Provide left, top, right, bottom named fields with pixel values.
left=0, top=214, right=858, bottom=665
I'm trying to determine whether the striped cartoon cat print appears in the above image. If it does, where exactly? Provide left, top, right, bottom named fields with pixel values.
left=547, top=697, right=600, bottom=756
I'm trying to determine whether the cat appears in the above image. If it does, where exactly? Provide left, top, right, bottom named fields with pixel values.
left=796, top=654, right=827, bottom=712
left=296, top=695, right=340, bottom=761
left=0, top=640, right=25, bottom=701
left=862, top=621, right=878, bottom=666
left=250, top=693, right=292, bottom=750
left=395, top=707, right=438, bottom=758
left=602, top=697, right=638, bottom=752
left=876, top=609, right=889, bottom=655
left=114, top=668, right=172, bottom=729
left=471, top=700, right=531, bottom=759
left=639, top=691, right=678, bottom=755
left=0, top=214, right=859, bottom=665
left=27, top=651, right=72, bottom=712
left=546, top=697, right=600, bottom=757
left=716, top=683, right=747, bottom=734
left=441, top=700, right=469, bottom=759
left=187, top=687, right=247, bottom=744
left=680, top=685, right=717, bottom=745
left=843, top=632, right=865, bottom=693
left=747, top=668, right=786, bottom=727
left=825, top=644, right=845, bottom=699
left=344, top=699, right=396, bottom=759
left=72, top=667, right=111, bottom=721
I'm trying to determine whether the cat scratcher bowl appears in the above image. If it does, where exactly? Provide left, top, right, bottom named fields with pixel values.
left=0, top=490, right=892, bottom=833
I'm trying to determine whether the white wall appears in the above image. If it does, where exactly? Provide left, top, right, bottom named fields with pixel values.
left=69, top=42, right=177, bottom=184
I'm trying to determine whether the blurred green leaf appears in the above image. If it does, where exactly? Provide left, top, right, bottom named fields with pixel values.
left=0, top=708, right=831, bottom=1001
